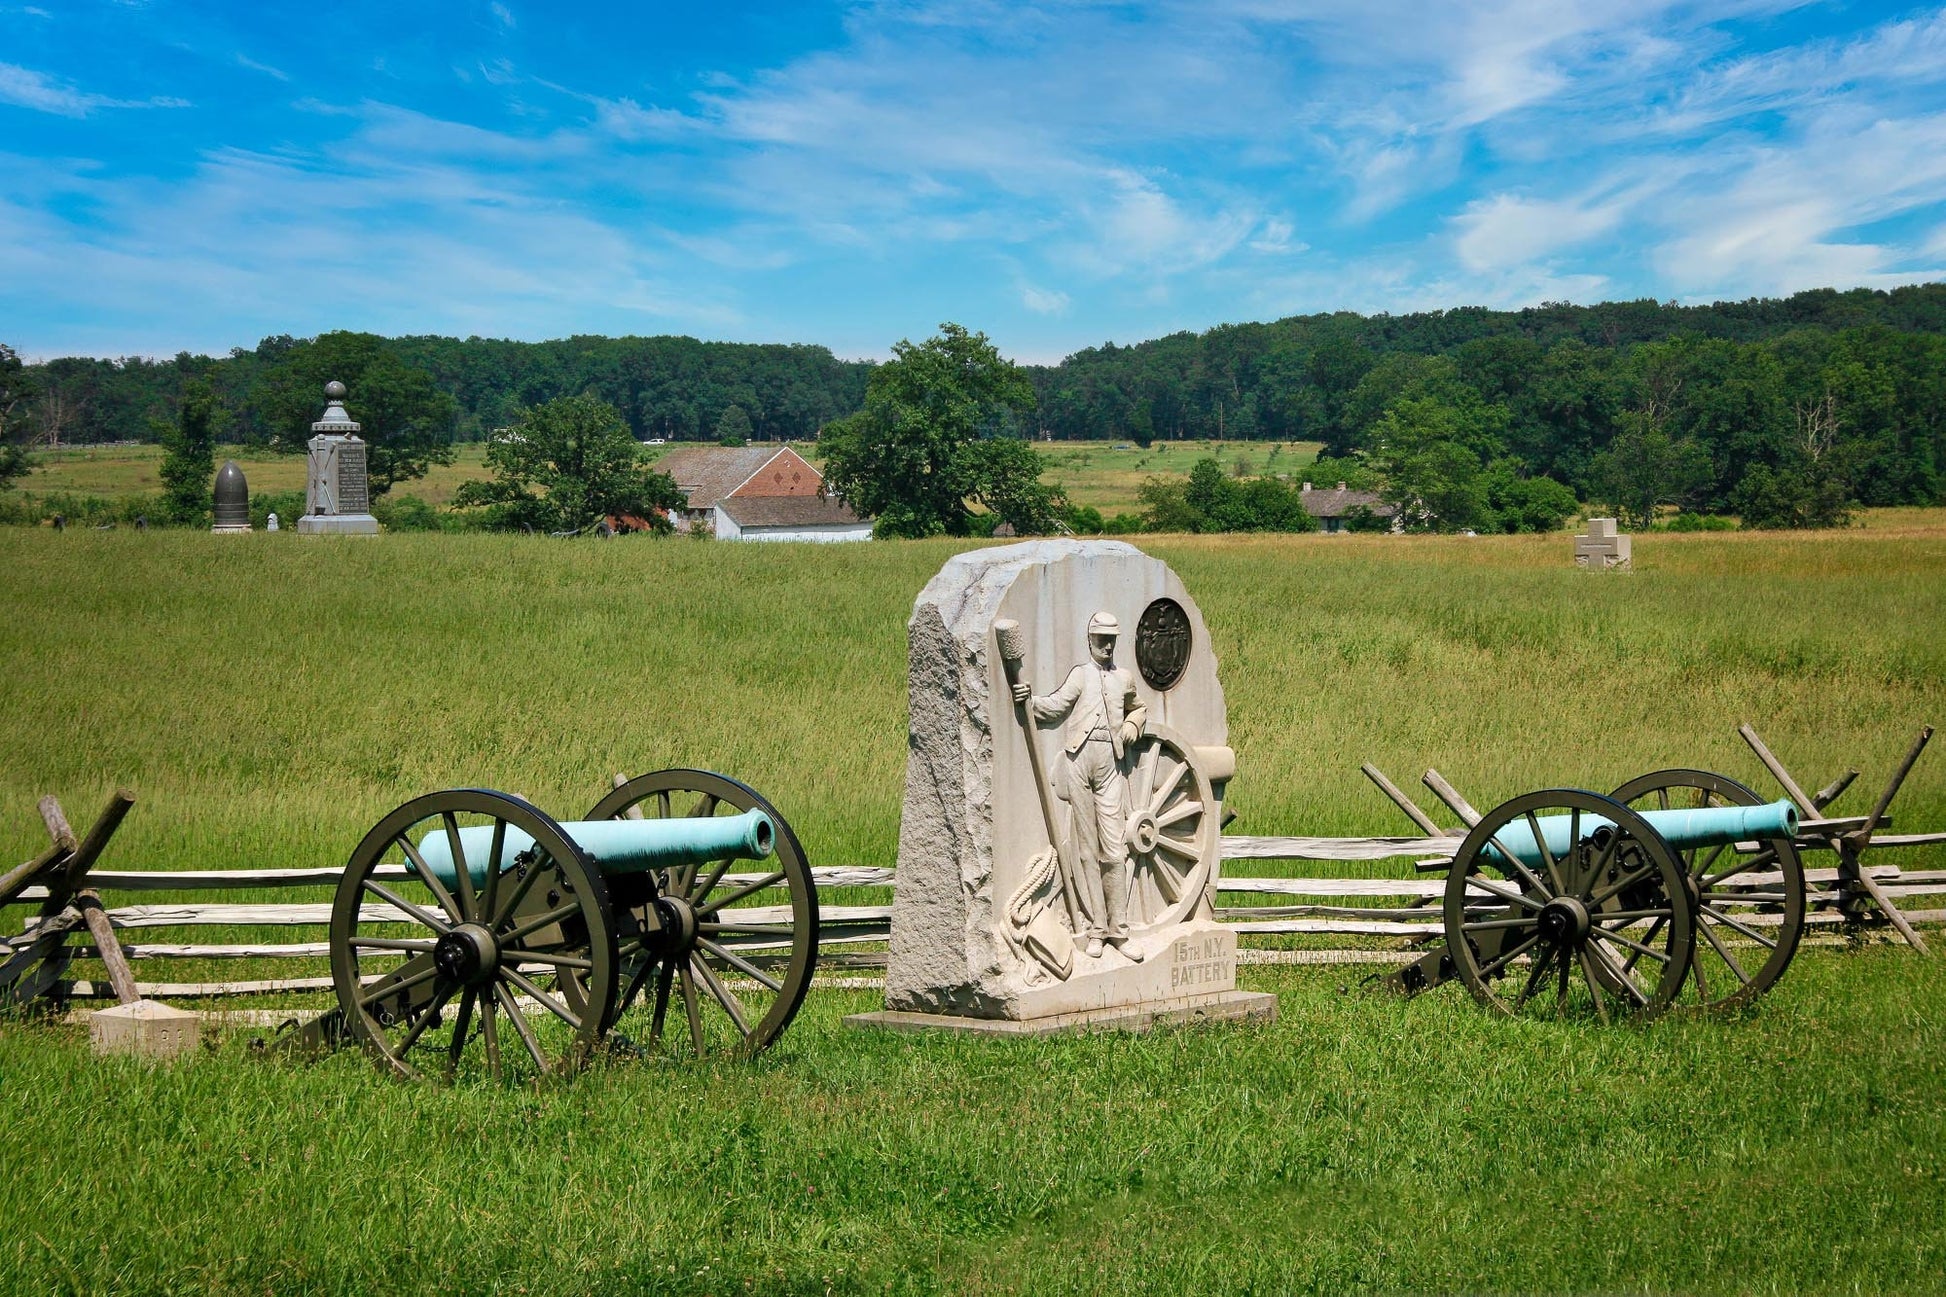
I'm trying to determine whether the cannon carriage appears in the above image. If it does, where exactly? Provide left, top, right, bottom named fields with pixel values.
left=326, top=769, right=820, bottom=1080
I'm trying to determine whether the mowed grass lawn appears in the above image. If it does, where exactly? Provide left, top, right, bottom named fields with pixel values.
left=1, top=522, right=1944, bottom=1293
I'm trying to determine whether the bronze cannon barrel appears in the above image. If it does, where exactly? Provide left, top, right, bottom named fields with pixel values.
left=415, top=808, right=774, bottom=887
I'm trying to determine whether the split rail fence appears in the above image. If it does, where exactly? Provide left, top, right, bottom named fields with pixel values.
left=17, top=832, right=1946, bottom=1002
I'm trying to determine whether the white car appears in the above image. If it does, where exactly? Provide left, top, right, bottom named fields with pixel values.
left=643, top=437, right=666, bottom=445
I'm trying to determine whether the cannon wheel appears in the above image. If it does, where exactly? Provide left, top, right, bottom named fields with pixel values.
left=1443, top=789, right=1695, bottom=1022
left=585, top=769, right=819, bottom=1059
left=1121, top=724, right=1219, bottom=929
left=1610, top=769, right=1805, bottom=1011
left=329, top=789, right=618, bottom=1082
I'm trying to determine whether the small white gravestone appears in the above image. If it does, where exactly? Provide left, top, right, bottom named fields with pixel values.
left=297, top=380, right=380, bottom=536
left=266, top=512, right=279, bottom=531
left=849, top=540, right=1276, bottom=1035
left=91, top=999, right=200, bottom=1060
left=1574, top=516, right=1632, bottom=569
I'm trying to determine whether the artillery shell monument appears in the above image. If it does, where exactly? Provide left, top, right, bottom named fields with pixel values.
left=854, top=540, right=1274, bottom=1033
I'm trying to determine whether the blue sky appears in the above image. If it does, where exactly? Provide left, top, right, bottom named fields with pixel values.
left=4, top=1, right=1944, bottom=363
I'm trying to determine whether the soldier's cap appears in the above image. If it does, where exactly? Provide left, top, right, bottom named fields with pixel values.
left=1087, top=611, right=1120, bottom=636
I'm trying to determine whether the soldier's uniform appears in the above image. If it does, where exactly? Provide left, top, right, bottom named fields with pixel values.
left=1029, top=614, right=1147, bottom=947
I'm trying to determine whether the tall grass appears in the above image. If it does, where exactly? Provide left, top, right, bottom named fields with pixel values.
left=1, top=524, right=1943, bottom=1294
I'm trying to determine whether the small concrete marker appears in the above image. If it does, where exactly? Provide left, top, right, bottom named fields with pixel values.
left=91, top=999, right=201, bottom=1060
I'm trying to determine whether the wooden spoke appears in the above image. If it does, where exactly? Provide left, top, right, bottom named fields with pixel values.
left=445, top=989, right=477, bottom=1076
left=1577, top=949, right=1612, bottom=1025
left=649, top=961, right=675, bottom=1045
left=1134, top=743, right=1160, bottom=813
left=397, top=834, right=465, bottom=927
left=687, top=857, right=734, bottom=906
left=443, top=812, right=478, bottom=923
left=695, top=938, right=783, bottom=992
left=500, top=901, right=583, bottom=947
left=1475, top=932, right=1543, bottom=980
left=348, top=936, right=438, bottom=953
left=1462, top=916, right=1539, bottom=932
left=500, top=966, right=583, bottom=1031
left=1513, top=946, right=1557, bottom=1011
left=357, top=960, right=438, bottom=1008
left=1700, top=848, right=1778, bottom=891
left=1698, top=921, right=1753, bottom=985
left=480, top=992, right=502, bottom=1076
left=696, top=870, right=787, bottom=916
left=1464, top=876, right=1544, bottom=911
left=1153, top=834, right=1198, bottom=863
left=1589, top=923, right=1672, bottom=963
left=1698, top=904, right=1780, bottom=950
left=689, top=952, right=751, bottom=1035
left=489, top=853, right=550, bottom=929
left=679, top=964, right=705, bottom=1054
left=501, top=948, right=594, bottom=971
left=392, top=983, right=457, bottom=1055
left=492, top=982, right=549, bottom=1073
left=1524, top=811, right=1566, bottom=896
left=360, top=877, right=452, bottom=935
left=480, top=819, right=509, bottom=925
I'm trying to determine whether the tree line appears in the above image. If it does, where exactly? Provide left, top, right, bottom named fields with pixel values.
left=5, top=282, right=1944, bottom=530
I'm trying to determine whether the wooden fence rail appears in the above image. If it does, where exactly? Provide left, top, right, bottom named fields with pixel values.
left=12, top=835, right=1944, bottom=1000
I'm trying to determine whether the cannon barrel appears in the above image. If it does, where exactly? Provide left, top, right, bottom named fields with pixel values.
left=1483, top=799, right=1798, bottom=869
left=416, top=808, right=774, bottom=887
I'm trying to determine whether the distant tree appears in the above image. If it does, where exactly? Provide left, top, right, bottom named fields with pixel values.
left=821, top=323, right=1054, bottom=537
left=1589, top=409, right=1711, bottom=529
left=156, top=376, right=218, bottom=525
left=715, top=404, right=753, bottom=446
left=1368, top=398, right=1502, bottom=532
left=253, top=332, right=457, bottom=496
left=0, top=343, right=37, bottom=489
left=452, top=394, right=684, bottom=533
left=1140, top=456, right=1317, bottom=533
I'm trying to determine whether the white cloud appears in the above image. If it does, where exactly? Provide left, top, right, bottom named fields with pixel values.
left=1452, top=193, right=1626, bottom=272
left=234, top=54, right=289, bottom=82
left=1021, top=284, right=1070, bottom=314
left=490, top=2, right=515, bottom=30
left=0, top=62, right=187, bottom=116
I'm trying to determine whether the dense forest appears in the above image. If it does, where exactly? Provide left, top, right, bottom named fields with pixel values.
left=9, top=282, right=1946, bottom=524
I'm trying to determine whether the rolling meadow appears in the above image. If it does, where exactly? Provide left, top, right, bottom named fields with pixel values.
left=2, top=519, right=1944, bottom=1293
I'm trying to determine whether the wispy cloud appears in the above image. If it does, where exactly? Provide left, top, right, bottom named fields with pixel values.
left=0, top=62, right=188, bottom=116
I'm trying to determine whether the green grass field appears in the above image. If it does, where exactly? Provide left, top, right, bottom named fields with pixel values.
left=19, top=437, right=1311, bottom=520
left=2, top=524, right=1943, bottom=1293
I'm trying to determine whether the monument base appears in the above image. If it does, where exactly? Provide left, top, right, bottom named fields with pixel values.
left=296, top=513, right=379, bottom=535
left=210, top=524, right=250, bottom=535
left=847, top=990, right=1275, bottom=1037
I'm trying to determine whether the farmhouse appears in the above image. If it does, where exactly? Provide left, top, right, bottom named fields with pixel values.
left=1300, top=481, right=1399, bottom=534
left=653, top=444, right=870, bottom=540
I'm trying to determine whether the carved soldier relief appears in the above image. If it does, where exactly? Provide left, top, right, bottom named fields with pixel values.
left=880, top=539, right=1263, bottom=1029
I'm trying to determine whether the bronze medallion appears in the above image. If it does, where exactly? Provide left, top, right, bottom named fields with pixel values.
left=1135, top=597, right=1192, bottom=690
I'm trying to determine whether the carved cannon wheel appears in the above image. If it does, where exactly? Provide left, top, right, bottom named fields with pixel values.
left=1443, top=789, right=1695, bottom=1021
left=1120, top=725, right=1218, bottom=930
left=329, top=789, right=618, bottom=1082
left=584, top=769, right=819, bottom=1060
left=1610, top=769, right=1805, bottom=1011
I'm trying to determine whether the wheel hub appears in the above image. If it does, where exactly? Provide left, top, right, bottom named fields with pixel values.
left=1127, top=809, right=1160, bottom=855
left=1536, top=896, right=1592, bottom=948
left=433, top=923, right=500, bottom=986
left=650, top=894, right=699, bottom=954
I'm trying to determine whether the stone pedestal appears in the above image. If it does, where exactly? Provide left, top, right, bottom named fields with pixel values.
left=297, top=381, right=379, bottom=536
left=850, top=539, right=1273, bottom=1035
left=90, top=1000, right=200, bottom=1059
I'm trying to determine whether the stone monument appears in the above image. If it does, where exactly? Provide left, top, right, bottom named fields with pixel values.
left=211, top=460, right=250, bottom=533
left=1574, top=516, right=1631, bottom=569
left=849, top=539, right=1276, bottom=1035
left=296, top=381, right=379, bottom=535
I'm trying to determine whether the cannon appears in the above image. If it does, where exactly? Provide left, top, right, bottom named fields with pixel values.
left=327, top=769, right=819, bottom=1079
left=1384, top=772, right=1810, bottom=1020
